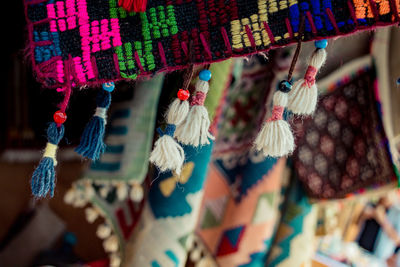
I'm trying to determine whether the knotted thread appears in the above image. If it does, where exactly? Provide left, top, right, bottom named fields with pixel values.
left=267, top=106, right=284, bottom=122
left=157, top=124, right=176, bottom=137
left=190, top=91, right=206, bottom=106
left=43, top=143, right=59, bottom=165
left=95, top=107, right=107, bottom=120
left=304, top=66, right=317, bottom=87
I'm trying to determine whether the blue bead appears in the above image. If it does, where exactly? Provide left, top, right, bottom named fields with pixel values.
left=397, top=78, right=400, bottom=86
left=315, top=39, right=328, bottom=49
left=102, top=82, right=115, bottom=92
left=278, top=80, right=292, bottom=93
left=199, top=70, right=212, bottom=81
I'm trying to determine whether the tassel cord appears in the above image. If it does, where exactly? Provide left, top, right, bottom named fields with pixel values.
left=287, top=15, right=305, bottom=82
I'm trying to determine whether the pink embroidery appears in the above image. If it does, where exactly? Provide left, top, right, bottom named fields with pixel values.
left=244, top=25, right=256, bottom=48
left=134, top=51, right=145, bottom=72
left=267, top=106, right=284, bottom=122
left=304, top=66, right=317, bottom=87
left=50, top=20, right=57, bottom=32
left=73, top=57, right=86, bottom=82
left=158, top=42, right=167, bottom=67
left=91, top=21, right=100, bottom=52
left=56, top=1, right=65, bottom=18
left=67, top=16, right=76, bottom=29
left=66, top=0, right=76, bottom=15
left=47, top=0, right=122, bottom=82
left=47, top=4, right=56, bottom=19
left=110, top=18, right=122, bottom=46
left=101, top=19, right=112, bottom=50
left=56, top=60, right=64, bottom=83
left=58, top=18, right=67, bottom=31
left=220, top=27, right=232, bottom=55
left=191, top=91, right=206, bottom=106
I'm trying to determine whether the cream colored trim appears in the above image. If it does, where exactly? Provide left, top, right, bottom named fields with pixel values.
left=317, top=55, right=372, bottom=94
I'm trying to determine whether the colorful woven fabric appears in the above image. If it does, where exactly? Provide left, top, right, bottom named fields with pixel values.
left=86, top=75, right=163, bottom=183
left=119, top=60, right=232, bottom=267
left=123, top=143, right=213, bottom=266
left=292, top=56, right=396, bottom=199
left=64, top=75, right=163, bottom=265
left=196, top=159, right=286, bottom=267
left=24, top=0, right=400, bottom=88
left=211, top=49, right=297, bottom=200
left=194, top=51, right=296, bottom=267
left=266, top=177, right=317, bottom=267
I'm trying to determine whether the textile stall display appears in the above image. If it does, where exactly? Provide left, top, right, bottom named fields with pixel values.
left=191, top=49, right=295, bottom=267
left=292, top=55, right=397, bottom=199
left=1, top=0, right=399, bottom=266
left=23, top=0, right=399, bottom=199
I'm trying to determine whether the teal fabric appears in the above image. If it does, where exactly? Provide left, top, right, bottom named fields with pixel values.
left=266, top=177, right=315, bottom=266
left=149, top=142, right=213, bottom=218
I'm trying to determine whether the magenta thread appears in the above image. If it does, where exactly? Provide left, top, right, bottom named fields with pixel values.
left=190, top=91, right=206, bottom=106
left=267, top=106, right=284, bottom=122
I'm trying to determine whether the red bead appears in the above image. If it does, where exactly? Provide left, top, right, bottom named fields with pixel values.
left=53, top=110, right=67, bottom=124
left=177, top=89, right=190, bottom=101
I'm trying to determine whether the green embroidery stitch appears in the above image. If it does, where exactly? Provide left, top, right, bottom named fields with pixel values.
left=115, top=44, right=138, bottom=79
left=139, top=12, right=155, bottom=71
left=109, top=1, right=178, bottom=75
left=147, top=6, right=178, bottom=38
left=109, top=0, right=134, bottom=18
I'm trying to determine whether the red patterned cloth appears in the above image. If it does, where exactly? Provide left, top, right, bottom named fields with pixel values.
left=292, top=64, right=396, bottom=199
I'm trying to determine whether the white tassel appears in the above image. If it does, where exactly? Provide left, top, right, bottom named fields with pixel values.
left=254, top=90, right=295, bottom=157
left=175, top=70, right=214, bottom=146
left=149, top=97, right=189, bottom=175
left=288, top=42, right=327, bottom=115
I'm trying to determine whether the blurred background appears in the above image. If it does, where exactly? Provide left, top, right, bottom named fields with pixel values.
left=2, top=1, right=400, bottom=267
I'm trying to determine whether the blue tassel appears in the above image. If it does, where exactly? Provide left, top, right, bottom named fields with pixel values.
left=75, top=88, right=112, bottom=160
left=31, top=122, right=64, bottom=198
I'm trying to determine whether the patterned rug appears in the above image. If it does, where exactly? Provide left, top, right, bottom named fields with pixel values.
left=266, top=177, right=317, bottom=267
left=292, top=54, right=397, bottom=199
left=120, top=59, right=234, bottom=267
left=193, top=50, right=298, bottom=267
left=64, top=75, right=164, bottom=265
left=196, top=159, right=287, bottom=267
left=123, top=143, right=214, bottom=266
left=24, top=0, right=400, bottom=87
